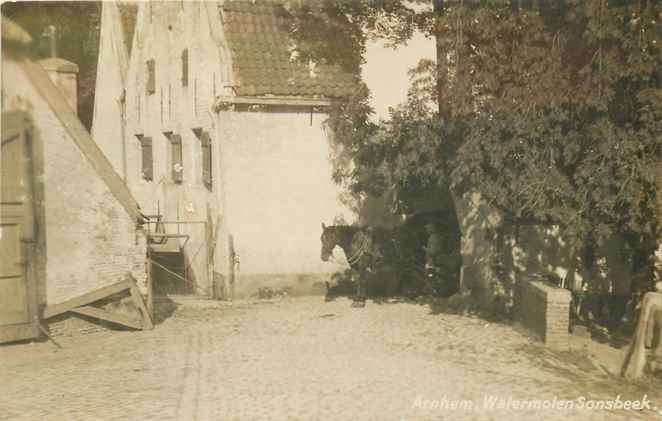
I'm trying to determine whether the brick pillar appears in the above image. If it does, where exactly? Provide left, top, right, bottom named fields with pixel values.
left=515, top=280, right=571, bottom=349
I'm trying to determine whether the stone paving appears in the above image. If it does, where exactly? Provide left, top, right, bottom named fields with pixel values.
left=1, top=295, right=661, bottom=421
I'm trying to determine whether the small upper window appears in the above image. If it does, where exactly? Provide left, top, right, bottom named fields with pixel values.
left=146, top=59, right=156, bottom=95
left=181, top=49, right=189, bottom=87
left=170, top=134, right=183, bottom=183
left=138, top=136, right=153, bottom=181
left=199, top=131, right=212, bottom=190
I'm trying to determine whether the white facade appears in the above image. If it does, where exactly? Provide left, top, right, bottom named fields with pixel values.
left=93, top=1, right=352, bottom=296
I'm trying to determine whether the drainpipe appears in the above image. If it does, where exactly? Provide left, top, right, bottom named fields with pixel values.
left=119, top=88, right=128, bottom=180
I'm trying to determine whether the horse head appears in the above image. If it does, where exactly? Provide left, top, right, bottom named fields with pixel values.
left=320, top=222, right=337, bottom=262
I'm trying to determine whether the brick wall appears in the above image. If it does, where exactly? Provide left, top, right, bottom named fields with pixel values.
left=30, top=84, right=148, bottom=305
left=514, top=280, right=571, bottom=348
left=3, top=55, right=148, bottom=336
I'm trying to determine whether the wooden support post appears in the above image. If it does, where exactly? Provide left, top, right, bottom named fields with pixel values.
left=70, top=306, right=143, bottom=330
left=228, top=234, right=236, bottom=302
left=205, top=207, right=212, bottom=299
left=205, top=205, right=221, bottom=300
left=146, top=247, right=154, bottom=318
left=38, top=324, right=62, bottom=349
left=147, top=257, right=154, bottom=319
left=146, top=220, right=154, bottom=319
left=130, top=282, right=153, bottom=330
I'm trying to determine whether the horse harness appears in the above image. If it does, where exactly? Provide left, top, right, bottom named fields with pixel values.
left=346, top=230, right=371, bottom=266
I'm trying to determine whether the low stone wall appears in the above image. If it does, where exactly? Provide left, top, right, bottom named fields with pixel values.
left=514, top=280, right=571, bottom=348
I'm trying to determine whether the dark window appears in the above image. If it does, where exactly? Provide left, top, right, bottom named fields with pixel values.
left=181, top=49, right=189, bottom=87
left=146, top=59, right=156, bottom=95
left=160, top=88, right=163, bottom=123
left=200, top=131, right=212, bottom=190
left=171, top=134, right=183, bottom=183
left=140, top=136, right=153, bottom=181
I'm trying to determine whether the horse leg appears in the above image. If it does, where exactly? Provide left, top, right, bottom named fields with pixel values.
left=324, top=281, right=333, bottom=302
left=352, top=272, right=366, bottom=308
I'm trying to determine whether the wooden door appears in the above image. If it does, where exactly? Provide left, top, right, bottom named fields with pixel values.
left=0, top=111, right=39, bottom=344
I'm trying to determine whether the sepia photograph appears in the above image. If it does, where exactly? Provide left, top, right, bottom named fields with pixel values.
left=1, top=0, right=661, bottom=419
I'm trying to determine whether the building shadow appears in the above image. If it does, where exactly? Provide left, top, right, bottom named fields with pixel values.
left=152, top=294, right=180, bottom=324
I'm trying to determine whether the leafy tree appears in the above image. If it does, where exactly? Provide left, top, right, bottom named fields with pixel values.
left=2, top=1, right=101, bottom=130
left=4, top=0, right=658, bottom=292
left=285, top=0, right=662, bottom=291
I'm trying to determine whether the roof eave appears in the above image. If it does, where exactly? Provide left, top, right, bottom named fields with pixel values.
left=213, top=95, right=345, bottom=112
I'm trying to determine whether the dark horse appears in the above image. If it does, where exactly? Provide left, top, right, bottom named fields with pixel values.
left=320, top=223, right=398, bottom=307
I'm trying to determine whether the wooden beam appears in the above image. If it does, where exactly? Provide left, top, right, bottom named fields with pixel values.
left=214, top=95, right=332, bottom=110
left=130, top=283, right=153, bottom=330
left=149, top=241, right=181, bottom=254
left=70, top=306, right=143, bottom=330
left=43, top=280, right=132, bottom=319
left=38, top=324, right=62, bottom=349
left=0, top=323, right=40, bottom=345
left=145, top=220, right=207, bottom=225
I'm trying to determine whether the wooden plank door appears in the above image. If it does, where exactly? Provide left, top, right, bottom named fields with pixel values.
left=0, top=111, right=39, bottom=344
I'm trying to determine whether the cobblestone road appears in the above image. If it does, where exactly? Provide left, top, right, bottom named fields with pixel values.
left=1, top=296, right=660, bottom=421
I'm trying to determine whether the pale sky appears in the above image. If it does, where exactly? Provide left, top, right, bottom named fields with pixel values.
left=362, top=32, right=435, bottom=121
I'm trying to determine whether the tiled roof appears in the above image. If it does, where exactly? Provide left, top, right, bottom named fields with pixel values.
left=118, top=2, right=138, bottom=56
left=221, top=0, right=358, bottom=99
